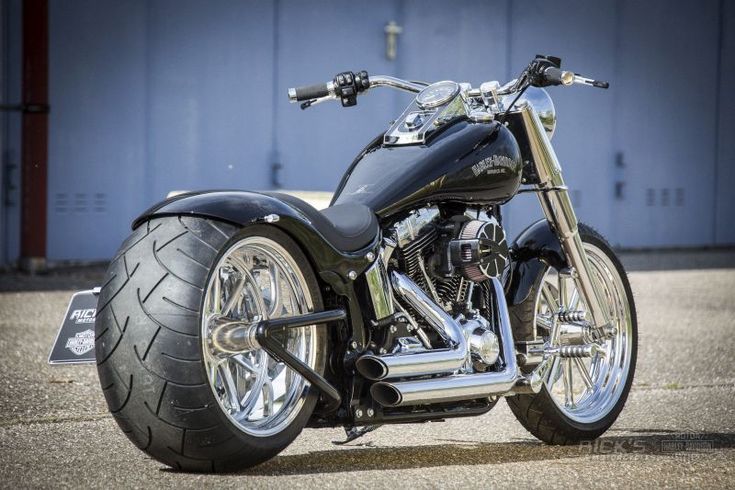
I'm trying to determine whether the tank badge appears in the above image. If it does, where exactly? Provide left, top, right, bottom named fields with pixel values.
left=471, top=155, right=516, bottom=176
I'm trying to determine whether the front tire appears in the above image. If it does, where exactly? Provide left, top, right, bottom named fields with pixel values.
left=507, top=224, right=638, bottom=444
left=95, top=217, right=325, bottom=472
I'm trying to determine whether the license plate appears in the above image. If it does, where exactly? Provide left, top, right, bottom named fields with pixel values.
left=48, top=289, right=99, bottom=365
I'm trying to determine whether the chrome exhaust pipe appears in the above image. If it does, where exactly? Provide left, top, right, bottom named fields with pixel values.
left=370, top=278, right=520, bottom=407
left=355, top=271, right=468, bottom=381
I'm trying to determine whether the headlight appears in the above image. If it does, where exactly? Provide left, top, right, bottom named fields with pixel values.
left=510, top=87, right=557, bottom=139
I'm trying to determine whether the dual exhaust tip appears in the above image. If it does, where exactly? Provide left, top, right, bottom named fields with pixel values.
left=355, top=356, right=390, bottom=381
left=356, top=271, right=522, bottom=408
left=369, top=382, right=403, bottom=407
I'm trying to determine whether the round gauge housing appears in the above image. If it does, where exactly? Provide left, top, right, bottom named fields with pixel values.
left=416, top=81, right=460, bottom=108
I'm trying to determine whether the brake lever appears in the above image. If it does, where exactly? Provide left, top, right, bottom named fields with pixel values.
left=300, top=96, right=334, bottom=110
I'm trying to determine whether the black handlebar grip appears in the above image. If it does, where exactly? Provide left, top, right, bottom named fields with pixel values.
left=543, top=67, right=571, bottom=86
left=293, top=83, right=330, bottom=101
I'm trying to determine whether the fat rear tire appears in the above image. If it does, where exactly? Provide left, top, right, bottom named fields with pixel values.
left=95, top=217, right=324, bottom=472
left=506, top=224, right=638, bottom=444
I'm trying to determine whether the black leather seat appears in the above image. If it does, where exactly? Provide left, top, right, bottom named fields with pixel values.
left=264, top=192, right=378, bottom=252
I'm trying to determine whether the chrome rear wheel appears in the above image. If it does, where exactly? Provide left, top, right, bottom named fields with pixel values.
left=202, top=235, right=319, bottom=437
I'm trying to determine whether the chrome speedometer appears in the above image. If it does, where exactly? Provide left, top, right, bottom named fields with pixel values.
left=416, top=81, right=460, bottom=108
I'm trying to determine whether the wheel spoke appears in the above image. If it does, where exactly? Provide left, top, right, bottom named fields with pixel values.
left=544, top=356, right=561, bottom=387
left=541, top=284, right=558, bottom=311
left=262, top=378, right=275, bottom=417
left=221, top=276, right=246, bottom=316
left=536, top=313, right=553, bottom=332
left=211, top=270, right=222, bottom=313
left=232, top=354, right=258, bottom=374
left=240, top=267, right=270, bottom=319
left=562, top=359, right=575, bottom=408
left=209, top=356, right=225, bottom=386
left=240, top=354, right=269, bottom=416
left=219, top=363, right=240, bottom=411
left=569, top=289, right=580, bottom=311
left=267, top=263, right=281, bottom=317
left=573, top=357, right=594, bottom=390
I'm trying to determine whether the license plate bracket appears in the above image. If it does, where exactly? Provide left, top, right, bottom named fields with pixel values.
left=48, top=289, right=99, bottom=365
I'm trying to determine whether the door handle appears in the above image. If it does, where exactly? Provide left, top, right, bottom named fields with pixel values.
left=614, top=152, right=625, bottom=200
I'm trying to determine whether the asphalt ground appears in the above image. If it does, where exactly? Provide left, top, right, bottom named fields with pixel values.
left=1, top=251, right=734, bottom=488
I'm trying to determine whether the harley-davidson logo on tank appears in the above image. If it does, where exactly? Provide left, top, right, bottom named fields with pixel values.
left=471, top=155, right=517, bottom=176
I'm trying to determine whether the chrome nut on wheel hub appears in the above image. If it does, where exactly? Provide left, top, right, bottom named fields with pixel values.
left=209, top=317, right=261, bottom=354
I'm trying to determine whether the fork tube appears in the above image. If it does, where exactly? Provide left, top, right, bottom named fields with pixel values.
left=517, top=102, right=612, bottom=330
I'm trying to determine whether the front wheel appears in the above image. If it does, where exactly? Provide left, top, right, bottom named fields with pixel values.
left=95, top=218, right=326, bottom=472
left=507, top=224, right=638, bottom=444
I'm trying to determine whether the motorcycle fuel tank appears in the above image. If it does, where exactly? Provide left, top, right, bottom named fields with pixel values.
left=332, top=120, right=523, bottom=218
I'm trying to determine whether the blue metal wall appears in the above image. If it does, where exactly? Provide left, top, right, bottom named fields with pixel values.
left=1, top=0, right=733, bottom=263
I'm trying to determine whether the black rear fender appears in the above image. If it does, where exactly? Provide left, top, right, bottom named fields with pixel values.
left=133, top=191, right=379, bottom=282
left=133, top=191, right=378, bottom=346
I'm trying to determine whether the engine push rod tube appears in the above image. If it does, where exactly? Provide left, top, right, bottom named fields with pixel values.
left=517, top=102, right=613, bottom=333
left=354, top=271, right=468, bottom=381
left=370, top=277, right=520, bottom=407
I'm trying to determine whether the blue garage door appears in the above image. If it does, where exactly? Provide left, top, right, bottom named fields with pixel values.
left=47, top=0, right=148, bottom=261
left=501, top=0, right=619, bottom=241
left=41, top=0, right=733, bottom=262
left=276, top=0, right=403, bottom=191
left=611, top=0, right=722, bottom=247
left=47, top=0, right=277, bottom=261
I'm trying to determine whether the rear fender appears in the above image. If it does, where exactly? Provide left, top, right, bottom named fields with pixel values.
left=133, top=190, right=379, bottom=345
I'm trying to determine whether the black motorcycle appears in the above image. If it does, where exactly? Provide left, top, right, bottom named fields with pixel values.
left=92, top=56, right=637, bottom=471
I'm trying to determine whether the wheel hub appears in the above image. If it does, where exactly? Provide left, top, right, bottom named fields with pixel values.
left=209, top=316, right=261, bottom=353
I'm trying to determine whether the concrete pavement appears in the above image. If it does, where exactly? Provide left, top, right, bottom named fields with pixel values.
left=0, top=263, right=733, bottom=488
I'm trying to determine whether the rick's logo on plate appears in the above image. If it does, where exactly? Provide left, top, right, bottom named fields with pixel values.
left=70, top=308, right=96, bottom=324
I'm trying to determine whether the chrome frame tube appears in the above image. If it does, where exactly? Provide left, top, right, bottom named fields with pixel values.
left=517, top=102, right=612, bottom=330
left=354, top=271, right=467, bottom=381
left=369, top=278, right=519, bottom=407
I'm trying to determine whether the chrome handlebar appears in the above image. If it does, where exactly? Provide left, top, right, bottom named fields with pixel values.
left=367, top=75, right=425, bottom=94
left=287, top=68, right=607, bottom=108
left=287, top=75, right=425, bottom=106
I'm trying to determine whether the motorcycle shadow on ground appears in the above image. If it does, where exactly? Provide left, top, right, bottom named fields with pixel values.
left=164, top=430, right=735, bottom=476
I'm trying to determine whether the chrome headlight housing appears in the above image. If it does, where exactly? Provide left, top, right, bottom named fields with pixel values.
left=511, top=87, right=557, bottom=139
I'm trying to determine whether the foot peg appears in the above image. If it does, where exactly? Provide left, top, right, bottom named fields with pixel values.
left=557, top=310, right=586, bottom=322
left=551, top=343, right=606, bottom=358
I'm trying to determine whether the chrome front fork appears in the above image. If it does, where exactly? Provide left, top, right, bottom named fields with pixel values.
left=518, top=102, right=613, bottom=333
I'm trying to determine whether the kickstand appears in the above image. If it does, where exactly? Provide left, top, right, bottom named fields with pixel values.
left=332, top=425, right=382, bottom=445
